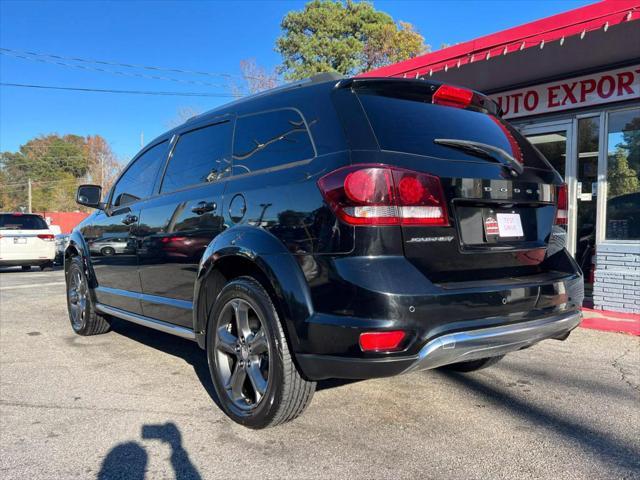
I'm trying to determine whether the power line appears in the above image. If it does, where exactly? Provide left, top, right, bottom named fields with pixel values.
left=0, top=47, right=266, bottom=81
left=0, top=82, right=239, bottom=97
left=0, top=178, right=80, bottom=188
left=1, top=49, right=233, bottom=88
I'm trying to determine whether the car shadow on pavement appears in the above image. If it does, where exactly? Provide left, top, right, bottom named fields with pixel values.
left=498, top=361, right=640, bottom=403
left=108, top=318, right=222, bottom=409
left=109, top=317, right=359, bottom=395
left=0, top=265, right=63, bottom=274
left=438, top=370, right=640, bottom=472
left=98, top=422, right=202, bottom=480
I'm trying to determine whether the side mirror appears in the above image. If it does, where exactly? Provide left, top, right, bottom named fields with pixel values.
left=76, top=184, right=103, bottom=209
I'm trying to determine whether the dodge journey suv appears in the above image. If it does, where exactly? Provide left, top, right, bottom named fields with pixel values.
left=65, top=74, right=583, bottom=428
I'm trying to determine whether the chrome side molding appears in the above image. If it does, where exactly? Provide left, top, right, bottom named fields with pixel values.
left=96, top=304, right=196, bottom=341
left=405, top=311, right=582, bottom=373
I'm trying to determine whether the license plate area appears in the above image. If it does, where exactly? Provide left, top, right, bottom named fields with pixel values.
left=14, top=237, right=27, bottom=244
left=454, top=203, right=543, bottom=248
left=483, top=210, right=525, bottom=242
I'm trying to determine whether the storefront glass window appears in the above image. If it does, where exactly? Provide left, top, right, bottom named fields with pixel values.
left=606, top=108, right=640, bottom=240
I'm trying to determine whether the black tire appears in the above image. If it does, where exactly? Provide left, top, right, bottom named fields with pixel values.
left=101, top=246, right=116, bottom=256
left=40, top=261, right=54, bottom=271
left=440, top=355, right=505, bottom=372
left=21, top=265, right=31, bottom=271
left=66, top=256, right=111, bottom=336
left=207, top=276, right=316, bottom=429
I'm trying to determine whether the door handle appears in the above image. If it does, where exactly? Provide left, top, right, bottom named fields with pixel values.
left=191, top=201, right=216, bottom=215
left=121, top=214, right=138, bottom=225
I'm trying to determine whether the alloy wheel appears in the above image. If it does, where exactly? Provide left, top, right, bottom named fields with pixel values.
left=213, top=298, right=271, bottom=412
left=68, top=268, right=87, bottom=330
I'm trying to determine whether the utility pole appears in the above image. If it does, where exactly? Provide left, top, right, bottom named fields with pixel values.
left=100, top=151, right=105, bottom=190
left=27, top=178, right=32, bottom=213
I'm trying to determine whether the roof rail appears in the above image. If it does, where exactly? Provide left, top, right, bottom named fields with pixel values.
left=184, top=72, right=345, bottom=125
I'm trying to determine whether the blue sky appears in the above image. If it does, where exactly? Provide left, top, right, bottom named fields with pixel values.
left=0, top=0, right=592, bottom=163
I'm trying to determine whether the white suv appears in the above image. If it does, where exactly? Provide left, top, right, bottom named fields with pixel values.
left=0, top=213, right=56, bottom=271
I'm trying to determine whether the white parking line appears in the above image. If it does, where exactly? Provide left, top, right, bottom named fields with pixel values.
left=0, top=281, right=66, bottom=291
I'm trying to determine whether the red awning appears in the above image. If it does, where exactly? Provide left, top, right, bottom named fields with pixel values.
left=359, top=1, right=640, bottom=79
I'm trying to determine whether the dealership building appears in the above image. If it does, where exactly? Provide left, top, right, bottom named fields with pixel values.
left=364, top=0, right=640, bottom=314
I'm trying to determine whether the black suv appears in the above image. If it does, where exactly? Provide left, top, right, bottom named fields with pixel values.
left=66, top=74, right=583, bottom=428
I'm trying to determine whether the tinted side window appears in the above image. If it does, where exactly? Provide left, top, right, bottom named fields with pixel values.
left=160, top=121, right=232, bottom=194
left=233, top=109, right=314, bottom=174
left=111, top=141, right=168, bottom=207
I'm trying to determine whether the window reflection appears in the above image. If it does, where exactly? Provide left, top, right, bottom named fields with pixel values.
left=232, top=109, right=314, bottom=173
left=606, top=108, right=640, bottom=240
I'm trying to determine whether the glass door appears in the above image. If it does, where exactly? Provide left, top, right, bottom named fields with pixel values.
left=574, top=117, right=600, bottom=297
left=522, top=122, right=576, bottom=255
left=522, top=119, right=600, bottom=301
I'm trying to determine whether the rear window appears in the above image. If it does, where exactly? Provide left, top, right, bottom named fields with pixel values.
left=0, top=214, right=48, bottom=230
left=356, top=90, right=550, bottom=170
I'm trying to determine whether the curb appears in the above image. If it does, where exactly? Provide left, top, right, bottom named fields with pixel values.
left=580, top=307, right=640, bottom=336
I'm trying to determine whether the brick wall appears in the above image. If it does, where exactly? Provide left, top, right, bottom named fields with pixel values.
left=593, top=244, right=640, bottom=314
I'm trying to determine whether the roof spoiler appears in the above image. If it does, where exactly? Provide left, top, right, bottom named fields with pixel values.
left=335, top=77, right=501, bottom=116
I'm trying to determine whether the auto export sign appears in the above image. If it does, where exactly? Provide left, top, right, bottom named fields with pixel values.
left=491, top=65, right=640, bottom=119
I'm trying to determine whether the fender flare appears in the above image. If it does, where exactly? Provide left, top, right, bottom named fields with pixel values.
left=193, top=226, right=314, bottom=351
left=65, top=230, right=100, bottom=302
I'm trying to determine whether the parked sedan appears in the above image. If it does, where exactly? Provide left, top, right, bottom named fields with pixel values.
left=88, top=236, right=133, bottom=256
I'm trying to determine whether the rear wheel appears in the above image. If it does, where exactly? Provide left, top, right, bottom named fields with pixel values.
left=207, top=277, right=315, bottom=429
left=100, top=246, right=115, bottom=256
left=21, top=265, right=31, bottom=271
left=66, top=256, right=110, bottom=336
left=440, top=355, right=505, bottom=372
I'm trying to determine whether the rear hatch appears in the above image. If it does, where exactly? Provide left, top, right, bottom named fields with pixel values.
left=0, top=213, right=54, bottom=259
left=349, top=79, right=565, bottom=283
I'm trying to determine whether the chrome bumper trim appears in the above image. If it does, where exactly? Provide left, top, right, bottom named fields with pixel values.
left=96, top=304, right=196, bottom=341
left=404, top=311, right=581, bottom=373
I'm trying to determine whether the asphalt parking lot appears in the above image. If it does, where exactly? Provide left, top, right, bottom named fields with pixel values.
left=1, top=267, right=639, bottom=480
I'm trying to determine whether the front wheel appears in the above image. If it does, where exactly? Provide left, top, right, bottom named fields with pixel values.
left=66, top=256, right=110, bottom=336
left=207, top=277, right=316, bottom=429
left=100, top=247, right=115, bottom=256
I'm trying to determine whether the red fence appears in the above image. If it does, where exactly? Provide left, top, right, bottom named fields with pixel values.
left=34, top=211, right=89, bottom=234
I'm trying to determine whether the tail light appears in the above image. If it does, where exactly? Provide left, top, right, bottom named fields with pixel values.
left=555, top=184, right=568, bottom=225
left=37, top=234, right=55, bottom=241
left=318, top=165, right=449, bottom=226
left=160, top=236, right=187, bottom=243
left=359, top=331, right=406, bottom=352
left=432, top=84, right=474, bottom=109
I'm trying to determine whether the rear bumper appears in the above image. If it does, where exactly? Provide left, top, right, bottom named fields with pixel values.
left=0, top=256, right=54, bottom=266
left=0, top=248, right=55, bottom=264
left=296, top=310, right=581, bottom=380
left=405, top=310, right=581, bottom=372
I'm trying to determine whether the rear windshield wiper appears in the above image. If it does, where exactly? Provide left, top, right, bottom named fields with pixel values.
left=433, top=138, right=524, bottom=176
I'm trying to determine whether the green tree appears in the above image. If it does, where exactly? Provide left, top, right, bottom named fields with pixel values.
left=607, top=147, right=640, bottom=199
left=276, top=0, right=428, bottom=80
left=621, top=116, right=640, bottom=174
left=0, top=134, right=120, bottom=212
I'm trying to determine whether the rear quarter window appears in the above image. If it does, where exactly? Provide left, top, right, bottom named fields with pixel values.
left=232, top=109, right=315, bottom=174
left=357, top=91, right=551, bottom=170
left=0, top=214, right=48, bottom=230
